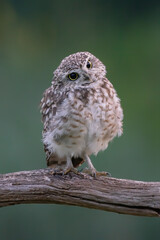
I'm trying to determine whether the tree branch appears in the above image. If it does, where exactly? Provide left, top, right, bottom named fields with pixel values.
left=0, top=168, right=160, bottom=217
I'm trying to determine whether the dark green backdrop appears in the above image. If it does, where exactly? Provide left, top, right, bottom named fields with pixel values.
left=0, top=0, right=160, bottom=239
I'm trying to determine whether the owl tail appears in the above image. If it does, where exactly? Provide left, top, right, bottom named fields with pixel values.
left=46, top=154, right=66, bottom=168
left=44, top=145, right=65, bottom=168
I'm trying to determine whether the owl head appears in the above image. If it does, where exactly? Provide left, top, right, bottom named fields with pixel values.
left=52, top=52, right=107, bottom=88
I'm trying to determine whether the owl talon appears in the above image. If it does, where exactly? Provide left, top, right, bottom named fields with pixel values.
left=82, top=168, right=111, bottom=177
left=63, top=167, right=79, bottom=175
left=50, top=167, right=79, bottom=175
left=96, top=171, right=111, bottom=177
left=50, top=167, right=63, bottom=175
left=50, top=170, right=60, bottom=175
left=82, top=167, right=96, bottom=177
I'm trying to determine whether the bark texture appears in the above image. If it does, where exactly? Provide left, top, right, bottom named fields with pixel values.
left=0, top=168, right=160, bottom=217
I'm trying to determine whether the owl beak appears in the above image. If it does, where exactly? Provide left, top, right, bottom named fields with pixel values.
left=83, top=72, right=92, bottom=81
left=82, top=74, right=93, bottom=86
left=84, top=75, right=90, bottom=81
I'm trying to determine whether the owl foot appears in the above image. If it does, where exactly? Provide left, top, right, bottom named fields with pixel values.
left=50, top=167, right=78, bottom=175
left=81, top=167, right=96, bottom=177
left=62, top=156, right=79, bottom=175
left=82, top=168, right=111, bottom=177
left=50, top=167, right=64, bottom=175
left=95, top=171, right=111, bottom=177
left=63, top=167, right=79, bottom=175
left=83, top=155, right=111, bottom=177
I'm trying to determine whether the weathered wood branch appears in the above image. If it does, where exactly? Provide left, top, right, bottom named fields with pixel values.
left=0, top=168, right=160, bottom=217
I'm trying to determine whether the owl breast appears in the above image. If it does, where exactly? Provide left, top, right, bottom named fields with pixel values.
left=43, top=78, right=123, bottom=159
left=81, top=80, right=123, bottom=156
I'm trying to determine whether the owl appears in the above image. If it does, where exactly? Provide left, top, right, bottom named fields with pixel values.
left=40, top=52, right=123, bottom=176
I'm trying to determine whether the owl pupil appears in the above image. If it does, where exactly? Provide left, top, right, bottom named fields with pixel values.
left=70, top=73, right=77, bottom=79
left=86, top=61, right=92, bottom=69
left=68, top=72, right=79, bottom=81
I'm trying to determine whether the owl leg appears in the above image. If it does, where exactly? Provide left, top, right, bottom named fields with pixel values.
left=83, top=155, right=111, bottom=177
left=63, top=156, right=79, bottom=175
left=83, top=155, right=97, bottom=176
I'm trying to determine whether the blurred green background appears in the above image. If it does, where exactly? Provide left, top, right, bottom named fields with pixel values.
left=0, top=0, right=160, bottom=239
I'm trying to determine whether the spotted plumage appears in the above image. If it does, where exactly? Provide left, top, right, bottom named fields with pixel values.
left=40, top=52, right=123, bottom=176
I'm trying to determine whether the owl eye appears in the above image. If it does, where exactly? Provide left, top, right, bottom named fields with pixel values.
left=86, top=60, right=92, bottom=69
left=68, top=72, right=79, bottom=81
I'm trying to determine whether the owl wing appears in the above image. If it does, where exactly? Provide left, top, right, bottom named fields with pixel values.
left=40, top=87, right=84, bottom=168
left=40, top=87, right=58, bottom=130
left=40, top=86, right=59, bottom=166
